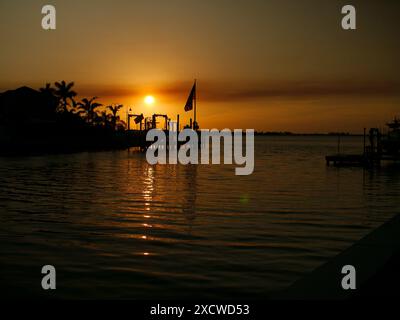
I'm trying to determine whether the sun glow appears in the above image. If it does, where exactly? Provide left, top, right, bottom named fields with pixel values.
left=144, top=95, right=155, bottom=105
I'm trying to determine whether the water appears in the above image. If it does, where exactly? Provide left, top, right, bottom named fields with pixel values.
left=1, top=136, right=400, bottom=299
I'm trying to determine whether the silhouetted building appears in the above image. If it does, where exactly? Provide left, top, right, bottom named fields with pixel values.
left=0, top=86, right=58, bottom=126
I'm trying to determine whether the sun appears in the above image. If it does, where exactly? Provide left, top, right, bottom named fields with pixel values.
left=144, top=95, right=155, bottom=105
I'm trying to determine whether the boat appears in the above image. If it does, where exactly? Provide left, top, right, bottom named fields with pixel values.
left=381, top=117, right=400, bottom=156
left=326, top=115, right=400, bottom=167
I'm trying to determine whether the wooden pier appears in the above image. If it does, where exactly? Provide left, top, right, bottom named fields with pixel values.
left=325, top=125, right=400, bottom=167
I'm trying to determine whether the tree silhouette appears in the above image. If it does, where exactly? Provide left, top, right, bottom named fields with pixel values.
left=95, top=110, right=111, bottom=127
left=77, top=97, right=102, bottom=124
left=54, top=81, right=77, bottom=112
left=107, top=104, right=123, bottom=130
left=37, top=81, right=126, bottom=130
left=39, top=83, right=55, bottom=95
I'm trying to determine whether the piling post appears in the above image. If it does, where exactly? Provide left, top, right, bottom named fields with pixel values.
left=363, top=128, right=366, bottom=155
left=127, top=110, right=130, bottom=131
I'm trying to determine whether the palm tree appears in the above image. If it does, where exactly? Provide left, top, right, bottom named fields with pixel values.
left=54, top=81, right=77, bottom=112
left=39, top=83, right=55, bottom=95
left=95, top=110, right=110, bottom=127
left=107, top=104, right=123, bottom=130
left=77, top=97, right=102, bottom=124
left=70, top=99, right=80, bottom=114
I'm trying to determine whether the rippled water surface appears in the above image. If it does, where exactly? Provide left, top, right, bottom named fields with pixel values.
left=1, top=136, right=400, bottom=299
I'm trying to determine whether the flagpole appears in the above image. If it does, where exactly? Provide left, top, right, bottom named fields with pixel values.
left=194, top=79, right=197, bottom=130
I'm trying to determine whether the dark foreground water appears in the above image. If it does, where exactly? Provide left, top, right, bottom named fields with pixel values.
left=1, top=136, right=400, bottom=299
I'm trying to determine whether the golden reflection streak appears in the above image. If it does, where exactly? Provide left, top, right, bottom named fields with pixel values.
left=141, top=164, right=156, bottom=256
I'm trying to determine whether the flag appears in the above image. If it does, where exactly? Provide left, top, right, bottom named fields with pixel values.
left=134, top=114, right=144, bottom=124
left=184, top=82, right=196, bottom=112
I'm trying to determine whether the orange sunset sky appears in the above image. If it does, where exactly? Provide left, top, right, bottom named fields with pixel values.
left=0, top=0, right=399, bottom=133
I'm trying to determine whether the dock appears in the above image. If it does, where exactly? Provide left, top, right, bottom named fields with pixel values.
left=326, top=124, right=400, bottom=167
